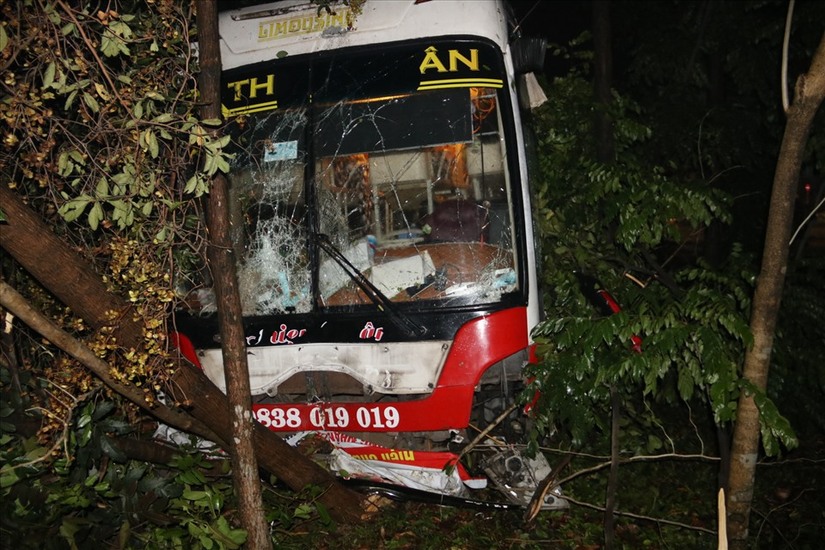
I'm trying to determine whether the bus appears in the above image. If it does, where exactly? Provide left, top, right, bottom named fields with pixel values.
left=175, top=0, right=563, bottom=508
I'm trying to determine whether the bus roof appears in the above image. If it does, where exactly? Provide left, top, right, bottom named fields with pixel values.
left=218, top=0, right=512, bottom=70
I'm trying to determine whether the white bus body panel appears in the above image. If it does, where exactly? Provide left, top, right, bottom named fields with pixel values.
left=218, top=0, right=510, bottom=69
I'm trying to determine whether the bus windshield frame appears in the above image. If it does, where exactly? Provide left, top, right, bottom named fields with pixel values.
left=218, top=38, right=527, bottom=317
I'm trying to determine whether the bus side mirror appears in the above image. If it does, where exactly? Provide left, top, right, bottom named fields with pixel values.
left=511, top=37, right=546, bottom=75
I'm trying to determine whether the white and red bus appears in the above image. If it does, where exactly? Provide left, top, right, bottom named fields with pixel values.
left=176, top=0, right=562, bottom=508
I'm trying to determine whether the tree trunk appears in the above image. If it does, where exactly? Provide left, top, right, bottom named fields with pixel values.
left=0, top=184, right=367, bottom=523
left=593, top=0, right=614, bottom=165
left=726, top=32, right=825, bottom=549
left=194, top=2, right=270, bottom=547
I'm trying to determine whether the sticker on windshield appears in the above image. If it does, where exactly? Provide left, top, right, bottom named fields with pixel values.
left=264, top=140, right=298, bottom=162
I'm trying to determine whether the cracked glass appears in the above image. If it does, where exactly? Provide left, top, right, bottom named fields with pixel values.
left=220, top=41, right=521, bottom=316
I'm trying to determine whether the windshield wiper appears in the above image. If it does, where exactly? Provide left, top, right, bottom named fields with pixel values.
left=313, top=233, right=427, bottom=338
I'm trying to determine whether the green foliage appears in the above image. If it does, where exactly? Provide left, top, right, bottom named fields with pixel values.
left=614, top=0, right=825, bottom=251
left=0, top=0, right=223, bottom=414
left=523, top=63, right=796, bottom=455
left=0, top=0, right=220, bottom=292
left=0, top=374, right=250, bottom=549
left=1, top=362, right=351, bottom=548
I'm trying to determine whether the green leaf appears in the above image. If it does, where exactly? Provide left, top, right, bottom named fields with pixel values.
left=0, top=467, right=21, bottom=488
left=82, top=91, right=100, bottom=113
left=93, top=400, right=116, bottom=420
left=315, top=501, right=332, bottom=525
left=57, top=151, right=71, bottom=176
left=214, top=516, right=247, bottom=547
left=293, top=503, right=313, bottom=519
left=0, top=25, right=8, bottom=53
left=215, top=134, right=232, bottom=148
left=88, top=201, right=103, bottom=230
left=95, top=177, right=110, bottom=198
left=153, top=113, right=174, bottom=123
left=118, top=520, right=131, bottom=549
left=59, top=517, right=84, bottom=547
left=64, top=89, right=78, bottom=110
left=182, top=488, right=209, bottom=502
left=100, top=27, right=130, bottom=57
left=146, top=130, right=159, bottom=158
left=203, top=154, right=217, bottom=176
left=215, top=154, right=230, bottom=174
left=77, top=412, right=92, bottom=429
left=109, top=20, right=134, bottom=39
left=42, top=61, right=56, bottom=89
left=78, top=422, right=93, bottom=446
left=58, top=195, right=92, bottom=223
left=187, top=522, right=203, bottom=537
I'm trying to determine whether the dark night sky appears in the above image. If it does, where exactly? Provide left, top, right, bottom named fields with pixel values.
left=509, top=0, right=592, bottom=77
left=509, top=0, right=591, bottom=42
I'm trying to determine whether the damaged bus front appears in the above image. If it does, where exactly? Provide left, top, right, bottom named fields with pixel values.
left=174, top=0, right=563, bottom=508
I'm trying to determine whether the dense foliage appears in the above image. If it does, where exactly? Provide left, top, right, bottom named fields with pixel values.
left=520, top=0, right=824, bottom=460
left=0, top=0, right=241, bottom=546
left=0, top=0, right=223, bottom=402
left=522, top=67, right=796, bottom=456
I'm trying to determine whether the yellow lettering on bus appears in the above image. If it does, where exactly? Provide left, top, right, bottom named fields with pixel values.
left=226, top=74, right=275, bottom=101
left=449, top=49, right=478, bottom=71
left=420, top=46, right=447, bottom=73
left=227, top=79, right=249, bottom=101
left=259, top=22, right=273, bottom=40
left=330, top=11, right=345, bottom=27
left=257, top=8, right=351, bottom=42
left=249, top=74, right=275, bottom=98
left=420, top=47, right=480, bottom=74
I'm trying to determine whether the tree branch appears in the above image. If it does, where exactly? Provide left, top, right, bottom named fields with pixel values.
left=563, top=494, right=718, bottom=536
left=0, top=279, right=227, bottom=447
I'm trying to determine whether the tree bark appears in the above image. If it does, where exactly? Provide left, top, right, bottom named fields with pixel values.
left=726, top=32, right=825, bottom=549
left=0, top=184, right=367, bottom=523
left=593, top=0, right=614, bottom=165
left=194, top=2, right=270, bottom=547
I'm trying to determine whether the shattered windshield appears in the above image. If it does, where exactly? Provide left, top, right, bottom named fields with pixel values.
left=221, top=40, right=521, bottom=316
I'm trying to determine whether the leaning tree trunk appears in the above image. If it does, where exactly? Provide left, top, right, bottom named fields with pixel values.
left=0, top=184, right=367, bottom=523
left=194, top=2, right=270, bottom=547
left=726, top=32, right=825, bottom=549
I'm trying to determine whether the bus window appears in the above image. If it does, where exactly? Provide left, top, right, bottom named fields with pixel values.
left=218, top=41, right=521, bottom=313
left=313, top=88, right=517, bottom=306
left=228, top=108, right=312, bottom=315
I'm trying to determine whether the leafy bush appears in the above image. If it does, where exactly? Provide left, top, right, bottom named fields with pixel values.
left=522, top=67, right=797, bottom=455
